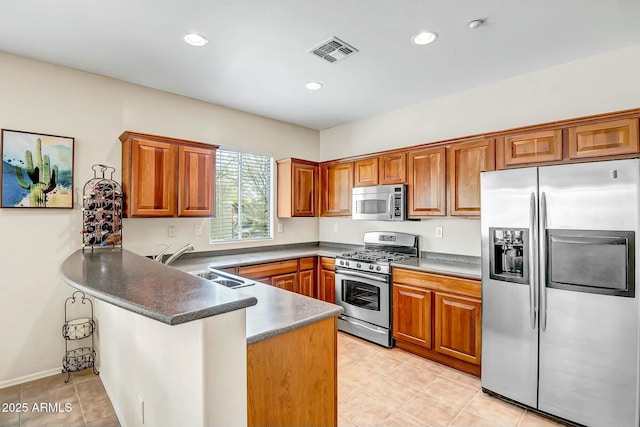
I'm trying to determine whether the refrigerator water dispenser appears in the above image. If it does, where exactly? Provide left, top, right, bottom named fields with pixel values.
left=489, top=228, right=528, bottom=284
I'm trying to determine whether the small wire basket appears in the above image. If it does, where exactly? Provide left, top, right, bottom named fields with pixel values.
left=62, top=317, right=96, bottom=340
left=62, top=347, right=97, bottom=373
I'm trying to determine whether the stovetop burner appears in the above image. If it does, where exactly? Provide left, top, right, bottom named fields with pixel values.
left=340, top=250, right=410, bottom=263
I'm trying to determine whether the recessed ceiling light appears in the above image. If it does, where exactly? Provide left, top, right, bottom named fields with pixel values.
left=183, top=33, right=208, bottom=47
left=305, top=82, right=323, bottom=91
left=468, top=19, right=485, bottom=29
left=412, top=31, right=438, bottom=46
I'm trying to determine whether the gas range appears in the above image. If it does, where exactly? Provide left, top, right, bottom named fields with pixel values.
left=336, top=231, right=419, bottom=275
left=335, top=231, right=419, bottom=348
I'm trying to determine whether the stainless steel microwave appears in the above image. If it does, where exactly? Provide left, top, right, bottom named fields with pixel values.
left=352, top=184, right=406, bottom=221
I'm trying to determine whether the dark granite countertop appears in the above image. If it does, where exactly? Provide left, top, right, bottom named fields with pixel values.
left=392, top=252, right=481, bottom=280
left=59, top=249, right=258, bottom=325
left=228, top=280, right=343, bottom=345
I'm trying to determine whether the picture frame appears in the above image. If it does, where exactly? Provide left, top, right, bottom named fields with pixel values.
left=1, top=129, right=75, bottom=208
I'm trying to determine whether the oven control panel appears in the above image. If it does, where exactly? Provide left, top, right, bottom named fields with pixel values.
left=336, top=258, right=390, bottom=275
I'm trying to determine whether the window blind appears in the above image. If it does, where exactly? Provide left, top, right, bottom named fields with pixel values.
left=209, top=149, right=273, bottom=242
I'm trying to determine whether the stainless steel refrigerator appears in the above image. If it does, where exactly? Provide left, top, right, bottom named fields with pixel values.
left=480, top=159, right=640, bottom=427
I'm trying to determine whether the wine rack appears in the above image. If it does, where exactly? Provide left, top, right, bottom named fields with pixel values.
left=82, top=164, right=123, bottom=250
left=62, top=291, right=99, bottom=383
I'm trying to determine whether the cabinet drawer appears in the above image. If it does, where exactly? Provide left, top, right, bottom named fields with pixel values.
left=238, top=260, right=298, bottom=279
left=299, top=257, right=315, bottom=271
left=320, top=257, right=335, bottom=270
left=392, top=268, right=481, bottom=299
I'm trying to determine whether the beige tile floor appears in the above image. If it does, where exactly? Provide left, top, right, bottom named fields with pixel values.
left=0, top=369, right=118, bottom=427
left=0, top=332, right=566, bottom=427
left=337, top=332, right=567, bottom=427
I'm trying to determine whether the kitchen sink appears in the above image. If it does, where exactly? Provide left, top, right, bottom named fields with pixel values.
left=188, top=269, right=254, bottom=289
left=190, top=270, right=220, bottom=280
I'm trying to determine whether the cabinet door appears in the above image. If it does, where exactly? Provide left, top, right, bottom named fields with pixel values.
left=434, top=292, right=481, bottom=365
left=568, top=118, right=639, bottom=159
left=178, top=145, right=215, bottom=217
left=407, top=147, right=446, bottom=217
left=272, top=272, right=298, bottom=293
left=128, top=138, right=177, bottom=217
left=497, top=129, right=562, bottom=169
left=354, top=158, right=379, bottom=187
left=318, top=269, right=335, bottom=303
left=299, top=270, right=314, bottom=297
left=392, top=283, right=432, bottom=348
left=379, top=153, right=406, bottom=184
left=292, top=162, right=317, bottom=216
left=320, top=162, right=353, bottom=216
left=448, top=139, right=495, bottom=216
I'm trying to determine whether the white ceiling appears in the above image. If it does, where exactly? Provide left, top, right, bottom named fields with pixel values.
left=1, top=1, right=640, bottom=130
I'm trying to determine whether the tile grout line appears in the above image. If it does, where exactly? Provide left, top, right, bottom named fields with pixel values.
left=72, top=378, right=89, bottom=427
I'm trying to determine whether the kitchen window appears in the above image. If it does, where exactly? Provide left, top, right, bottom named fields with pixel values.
left=209, top=148, right=273, bottom=243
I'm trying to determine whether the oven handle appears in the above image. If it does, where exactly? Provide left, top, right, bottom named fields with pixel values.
left=338, top=315, right=387, bottom=334
left=335, top=269, right=389, bottom=283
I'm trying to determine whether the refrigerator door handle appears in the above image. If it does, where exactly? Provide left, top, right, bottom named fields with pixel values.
left=529, top=192, right=537, bottom=329
left=540, top=191, right=548, bottom=332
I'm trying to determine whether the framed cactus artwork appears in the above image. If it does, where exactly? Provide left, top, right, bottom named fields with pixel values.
left=1, top=129, right=74, bottom=208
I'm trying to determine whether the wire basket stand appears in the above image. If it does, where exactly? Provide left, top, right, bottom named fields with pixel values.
left=82, top=164, right=123, bottom=251
left=62, top=291, right=99, bottom=383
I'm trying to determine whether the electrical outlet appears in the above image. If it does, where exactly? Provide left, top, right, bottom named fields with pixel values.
left=277, top=222, right=283, bottom=233
left=168, top=226, right=175, bottom=238
left=334, top=223, right=339, bottom=232
left=194, top=224, right=203, bottom=236
left=435, top=226, right=443, bottom=238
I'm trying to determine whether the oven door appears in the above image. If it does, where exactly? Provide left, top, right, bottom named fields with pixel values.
left=335, top=270, right=390, bottom=328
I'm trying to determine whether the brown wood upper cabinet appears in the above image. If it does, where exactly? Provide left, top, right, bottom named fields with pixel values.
left=320, top=162, right=353, bottom=217
left=496, top=129, right=563, bottom=169
left=568, top=118, right=639, bottom=159
left=447, top=139, right=495, bottom=216
left=379, top=153, right=406, bottom=184
left=277, top=158, right=317, bottom=217
left=353, top=157, right=379, bottom=187
left=120, top=131, right=217, bottom=218
left=407, top=147, right=446, bottom=217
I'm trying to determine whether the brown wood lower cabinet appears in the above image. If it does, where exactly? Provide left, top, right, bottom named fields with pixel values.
left=392, top=284, right=432, bottom=348
left=318, top=257, right=336, bottom=303
left=272, top=272, right=297, bottom=292
left=299, top=269, right=314, bottom=297
left=434, top=292, right=481, bottom=365
left=392, top=268, right=481, bottom=377
left=248, top=317, right=337, bottom=427
left=236, top=257, right=320, bottom=298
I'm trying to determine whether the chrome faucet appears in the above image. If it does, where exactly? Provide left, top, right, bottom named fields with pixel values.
left=164, top=243, right=195, bottom=265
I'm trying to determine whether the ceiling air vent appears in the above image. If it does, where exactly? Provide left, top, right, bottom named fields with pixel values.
left=309, top=37, right=359, bottom=63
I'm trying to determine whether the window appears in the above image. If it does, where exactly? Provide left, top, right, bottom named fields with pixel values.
left=209, top=148, right=273, bottom=242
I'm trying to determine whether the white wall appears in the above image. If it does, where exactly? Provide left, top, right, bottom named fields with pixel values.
left=0, top=52, right=319, bottom=384
left=319, top=44, right=640, bottom=255
left=96, top=301, right=247, bottom=427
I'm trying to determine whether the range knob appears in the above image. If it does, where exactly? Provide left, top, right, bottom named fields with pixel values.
left=339, top=260, right=344, bottom=266
left=356, top=263, right=362, bottom=268
left=369, top=265, right=374, bottom=270
left=345, top=261, right=350, bottom=267
left=376, top=266, right=382, bottom=271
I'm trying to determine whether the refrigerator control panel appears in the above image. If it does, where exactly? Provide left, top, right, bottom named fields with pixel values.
left=489, top=227, right=528, bottom=284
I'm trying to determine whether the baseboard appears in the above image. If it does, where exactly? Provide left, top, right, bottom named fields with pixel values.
left=0, top=368, right=62, bottom=389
